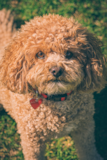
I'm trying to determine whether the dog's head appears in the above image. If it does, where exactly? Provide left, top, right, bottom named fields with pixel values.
left=2, top=14, right=106, bottom=95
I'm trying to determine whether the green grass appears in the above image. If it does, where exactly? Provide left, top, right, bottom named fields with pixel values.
left=0, top=0, right=107, bottom=159
left=45, top=137, right=78, bottom=160
left=0, top=111, right=24, bottom=160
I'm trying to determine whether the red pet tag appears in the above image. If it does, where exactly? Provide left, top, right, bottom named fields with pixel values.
left=30, top=98, right=43, bottom=109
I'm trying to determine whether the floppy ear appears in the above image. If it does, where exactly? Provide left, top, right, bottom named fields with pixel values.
left=1, top=38, right=31, bottom=93
left=80, top=31, right=106, bottom=93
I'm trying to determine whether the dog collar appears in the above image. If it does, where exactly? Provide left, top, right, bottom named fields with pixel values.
left=41, top=91, right=72, bottom=101
left=30, top=90, right=72, bottom=109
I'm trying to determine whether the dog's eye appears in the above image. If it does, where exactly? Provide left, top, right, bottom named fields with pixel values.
left=65, top=51, right=73, bottom=59
left=36, top=51, right=45, bottom=59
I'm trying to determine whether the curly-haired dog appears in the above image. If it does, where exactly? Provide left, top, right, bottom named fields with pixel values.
left=0, top=9, right=106, bottom=160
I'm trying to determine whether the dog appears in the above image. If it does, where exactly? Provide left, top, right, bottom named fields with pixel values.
left=0, top=9, right=106, bottom=160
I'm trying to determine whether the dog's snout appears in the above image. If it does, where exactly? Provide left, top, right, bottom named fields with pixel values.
left=50, top=66, right=64, bottom=77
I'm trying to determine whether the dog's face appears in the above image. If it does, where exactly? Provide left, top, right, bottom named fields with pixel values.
left=2, top=14, right=105, bottom=94
left=27, top=51, right=84, bottom=95
left=26, top=17, right=85, bottom=95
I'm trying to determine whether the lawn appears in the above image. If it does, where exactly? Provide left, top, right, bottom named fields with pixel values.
left=0, top=0, right=107, bottom=159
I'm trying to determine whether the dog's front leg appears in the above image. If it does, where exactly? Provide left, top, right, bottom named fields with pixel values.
left=18, top=129, right=45, bottom=160
left=71, top=117, right=103, bottom=160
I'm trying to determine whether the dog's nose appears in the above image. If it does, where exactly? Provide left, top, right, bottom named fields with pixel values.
left=50, top=66, right=64, bottom=77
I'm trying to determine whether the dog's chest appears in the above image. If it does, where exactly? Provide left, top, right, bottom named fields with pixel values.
left=19, top=93, right=95, bottom=141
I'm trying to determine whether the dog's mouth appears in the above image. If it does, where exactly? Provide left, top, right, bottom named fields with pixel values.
left=50, top=78, right=69, bottom=83
left=52, top=79, right=60, bottom=82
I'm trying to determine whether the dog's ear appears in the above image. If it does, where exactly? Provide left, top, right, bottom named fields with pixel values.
left=80, top=31, right=106, bottom=93
left=1, top=38, right=31, bottom=93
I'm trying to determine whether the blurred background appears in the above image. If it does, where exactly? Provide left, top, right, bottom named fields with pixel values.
left=0, top=0, right=107, bottom=160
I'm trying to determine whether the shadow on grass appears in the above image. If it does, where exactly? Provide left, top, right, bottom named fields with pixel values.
left=94, top=86, right=107, bottom=160
left=14, top=19, right=25, bottom=29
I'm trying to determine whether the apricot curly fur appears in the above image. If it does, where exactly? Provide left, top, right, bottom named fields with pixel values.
left=0, top=9, right=106, bottom=160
